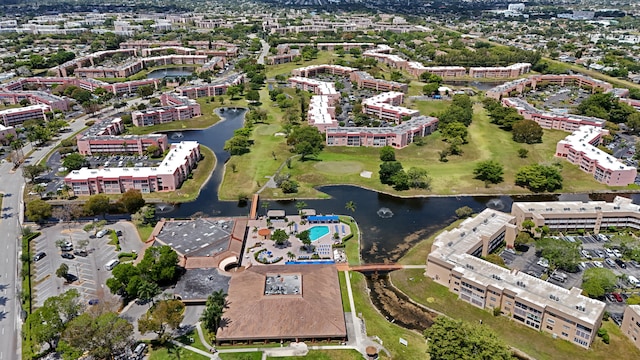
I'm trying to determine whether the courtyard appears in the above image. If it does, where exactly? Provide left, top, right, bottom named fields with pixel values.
left=244, top=211, right=351, bottom=266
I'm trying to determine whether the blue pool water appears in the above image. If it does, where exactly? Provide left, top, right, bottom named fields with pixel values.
left=309, top=225, right=330, bottom=241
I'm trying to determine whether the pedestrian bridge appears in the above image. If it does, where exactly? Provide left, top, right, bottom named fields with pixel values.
left=337, top=263, right=416, bottom=273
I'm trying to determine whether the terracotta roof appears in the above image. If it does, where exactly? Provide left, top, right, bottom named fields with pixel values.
left=217, top=265, right=346, bottom=341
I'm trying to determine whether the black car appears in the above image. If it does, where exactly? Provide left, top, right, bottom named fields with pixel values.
left=33, top=252, right=46, bottom=261
left=116, top=230, right=123, bottom=237
left=73, top=250, right=88, bottom=257
left=63, top=273, right=78, bottom=283
left=61, top=253, right=75, bottom=260
left=615, top=259, right=627, bottom=268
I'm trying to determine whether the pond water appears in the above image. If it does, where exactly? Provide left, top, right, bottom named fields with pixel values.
left=147, top=66, right=195, bottom=79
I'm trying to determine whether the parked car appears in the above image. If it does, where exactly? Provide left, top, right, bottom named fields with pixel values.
left=61, top=253, right=75, bottom=259
left=613, top=292, right=623, bottom=302
left=116, top=230, right=123, bottom=237
left=96, top=229, right=109, bottom=238
left=593, top=261, right=604, bottom=268
left=33, top=252, right=46, bottom=261
left=605, top=258, right=617, bottom=267
left=73, top=250, right=88, bottom=257
left=615, top=259, right=627, bottom=268
left=537, top=258, right=550, bottom=268
left=581, top=250, right=592, bottom=259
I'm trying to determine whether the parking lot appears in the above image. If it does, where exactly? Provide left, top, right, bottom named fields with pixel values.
left=32, top=221, right=144, bottom=306
left=500, top=232, right=640, bottom=325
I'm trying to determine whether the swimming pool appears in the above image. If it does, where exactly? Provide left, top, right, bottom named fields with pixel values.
left=309, top=225, right=330, bottom=241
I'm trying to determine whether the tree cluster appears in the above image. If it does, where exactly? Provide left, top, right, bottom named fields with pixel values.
left=576, top=92, right=637, bottom=125
left=424, top=317, right=512, bottom=360
left=106, top=245, right=181, bottom=301
left=26, top=289, right=133, bottom=358
left=287, top=126, right=324, bottom=160
left=536, top=237, right=581, bottom=272
left=582, top=267, right=617, bottom=298
left=473, top=160, right=504, bottom=185
left=224, top=125, right=254, bottom=156
left=378, top=146, right=431, bottom=191
left=437, top=95, right=473, bottom=160
left=515, top=164, right=563, bottom=192
left=482, top=98, right=524, bottom=131
left=138, top=299, right=185, bottom=343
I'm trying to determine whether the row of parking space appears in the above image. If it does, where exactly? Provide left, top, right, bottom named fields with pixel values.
left=32, top=227, right=121, bottom=306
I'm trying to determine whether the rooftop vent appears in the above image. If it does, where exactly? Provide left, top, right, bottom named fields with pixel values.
left=516, top=281, right=526, bottom=288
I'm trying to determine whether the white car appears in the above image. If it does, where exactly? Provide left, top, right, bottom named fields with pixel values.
left=96, top=229, right=109, bottom=238
left=537, top=258, right=550, bottom=268
left=593, top=261, right=604, bottom=268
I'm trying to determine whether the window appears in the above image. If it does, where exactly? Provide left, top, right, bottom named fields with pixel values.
left=562, top=332, right=569, bottom=337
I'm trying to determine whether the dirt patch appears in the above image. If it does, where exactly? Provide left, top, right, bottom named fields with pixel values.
left=367, top=274, right=437, bottom=332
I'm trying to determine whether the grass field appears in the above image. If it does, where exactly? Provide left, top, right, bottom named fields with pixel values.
left=136, top=224, right=155, bottom=242
left=148, top=344, right=209, bottom=360
left=219, top=352, right=263, bottom=360
left=338, top=271, right=352, bottom=312
left=268, top=350, right=364, bottom=359
left=265, top=52, right=352, bottom=79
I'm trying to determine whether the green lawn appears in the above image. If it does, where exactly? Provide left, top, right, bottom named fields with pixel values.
left=265, top=51, right=348, bottom=78
left=390, top=268, right=640, bottom=360
left=268, top=350, right=364, bottom=359
left=177, top=330, right=209, bottom=352
left=408, top=99, right=451, bottom=116
left=339, top=216, right=360, bottom=265
left=219, top=352, right=262, bottom=360
left=148, top=344, right=209, bottom=360
left=349, top=271, right=428, bottom=360
left=337, top=271, right=351, bottom=312
left=136, top=224, right=155, bottom=242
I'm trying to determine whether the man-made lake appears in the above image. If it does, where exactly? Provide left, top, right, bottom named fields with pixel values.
left=162, top=108, right=640, bottom=263
left=146, top=66, right=195, bottom=79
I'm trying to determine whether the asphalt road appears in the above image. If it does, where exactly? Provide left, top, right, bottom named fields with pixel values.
left=0, top=101, right=139, bottom=359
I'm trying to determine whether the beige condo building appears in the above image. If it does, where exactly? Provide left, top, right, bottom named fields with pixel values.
left=426, top=208, right=606, bottom=349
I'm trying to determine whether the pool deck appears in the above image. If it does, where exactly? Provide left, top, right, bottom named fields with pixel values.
left=244, top=214, right=351, bottom=266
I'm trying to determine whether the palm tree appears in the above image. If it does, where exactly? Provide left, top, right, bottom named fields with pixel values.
left=287, top=251, right=296, bottom=260
left=33, top=184, right=46, bottom=199
left=261, top=201, right=270, bottom=216
left=345, top=201, right=356, bottom=213
left=287, top=220, right=296, bottom=232
left=295, top=201, right=307, bottom=215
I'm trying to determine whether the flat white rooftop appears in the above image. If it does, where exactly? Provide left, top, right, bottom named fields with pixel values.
left=66, top=141, right=199, bottom=180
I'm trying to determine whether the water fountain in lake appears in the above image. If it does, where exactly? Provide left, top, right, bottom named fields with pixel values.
left=376, top=207, right=394, bottom=218
left=485, top=198, right=505, bottom=210
left=170, top=132, right=184, bottom=140
left=155, top=203, right=176, bottom=214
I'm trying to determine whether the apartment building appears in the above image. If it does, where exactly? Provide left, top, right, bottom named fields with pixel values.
left=0, top=104, right=50, bottom=127
left=175, top=73, right=245, bottom=99
left=486, top=74, right=613, bottom=100
left=307, top=95, right=338, bottom=133
left=555, top=126, right=636, bottom=186
left=350, top=71, right=408, bottom=92
left=291, top=64, right=357, bottom=78
left=511, top=196, right=640, bottom=233
left=0, top=124, right=17, bottom=145
left=361, top=91, right=419, bottom=122
left=0, top=91, right=69, bottom=111
left=426, top=208, right=605, bottom=349
left=325, top=115, right=438, bottom=149
left=74, top=55, right=208, bottom=79
left=469, top=63, right=531, bottom=78
left=76, top=118, right=169, bottom=156
left=502, top=98, right=605, bottom=131
left=1, top=77, right=159, bottom=96
left=132, top=93, right=202, bottom=127
left=288, top=77, right=340, bottom=100
left=65, top=141, right=201, bottom=195
left=622, top=305, right=640, bottom=350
